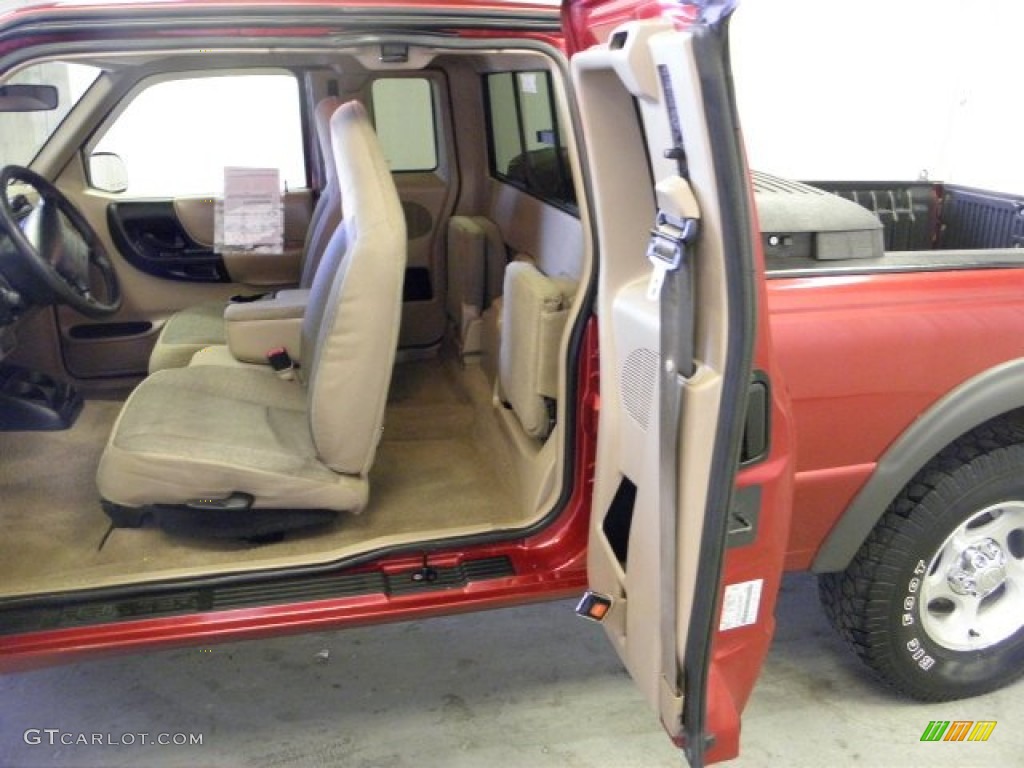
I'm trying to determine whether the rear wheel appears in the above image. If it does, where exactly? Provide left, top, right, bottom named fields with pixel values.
left=819, top=423, right=1024, bottom=700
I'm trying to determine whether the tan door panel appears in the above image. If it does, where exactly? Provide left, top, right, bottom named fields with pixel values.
left=51, top=158, right=314, bottom=379
left=172, top=195, right=216, bottom=244
left=576, top=22, right=733, bottom=746
left=174, top=189, right=312, bottom=286
left=394, top=172, right=451, bottom=349
left=50, top=160, right=231, bottom=379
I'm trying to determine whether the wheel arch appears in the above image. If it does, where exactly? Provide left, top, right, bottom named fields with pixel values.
left=812, top=358, right=1024, bottom=573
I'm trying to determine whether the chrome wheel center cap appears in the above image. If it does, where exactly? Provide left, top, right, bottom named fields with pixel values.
left=947, top=538, right=1007, bottom=598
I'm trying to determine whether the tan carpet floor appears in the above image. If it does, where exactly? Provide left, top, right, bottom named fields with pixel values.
left=0, top=358, right=523, bottom=599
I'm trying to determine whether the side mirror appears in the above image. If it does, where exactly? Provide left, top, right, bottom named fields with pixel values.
left=89, top=152, right=129, bottom=194
left=0, top=83, right=59, bottom=112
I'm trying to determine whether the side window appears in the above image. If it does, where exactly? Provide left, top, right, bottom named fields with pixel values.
left=92, top=73, right=305, bottom=197
left=371, top=78, right=438, bottom=172
left=485, top=71, right=575, bottom=210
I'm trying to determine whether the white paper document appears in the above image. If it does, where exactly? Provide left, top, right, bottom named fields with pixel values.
left=718, top=578, right=763, bottom=631
left=215, top=167, right=283, bottom=254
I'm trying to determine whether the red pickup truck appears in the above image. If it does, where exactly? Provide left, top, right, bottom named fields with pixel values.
left=0, top=1, right=1021, bottom=765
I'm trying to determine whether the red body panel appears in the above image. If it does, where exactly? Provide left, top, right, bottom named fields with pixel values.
left=0, top=0, right=565, bottom=57
left=2, top=570, right=588, bottom=672
left=561, top=0, right=699, bottom=53
left=703, top=178, right=796, bottom=764
left=769, top=268, right=1024, bottom=569
left=0, top=0, right=552, bottom=19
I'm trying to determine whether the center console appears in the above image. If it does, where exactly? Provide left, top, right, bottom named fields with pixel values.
left=224, top=288, right=309, bottom=363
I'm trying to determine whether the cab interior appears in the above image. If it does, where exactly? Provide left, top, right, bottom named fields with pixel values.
left=0, top=39, right=592, bottom=602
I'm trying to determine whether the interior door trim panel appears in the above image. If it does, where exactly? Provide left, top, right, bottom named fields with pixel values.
left=107, top=201, right=229, bottom=283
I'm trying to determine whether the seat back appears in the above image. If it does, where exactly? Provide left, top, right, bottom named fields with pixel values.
left=299, top=96, right=344, bottom=288
left=300, top=101, right=407, bottom=475
left=498, top=261, right=575, bottom=440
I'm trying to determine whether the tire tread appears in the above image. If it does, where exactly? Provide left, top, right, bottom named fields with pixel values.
left=818, top=419, right=1024, bottom=701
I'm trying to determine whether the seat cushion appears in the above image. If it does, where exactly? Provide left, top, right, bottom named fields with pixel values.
left=188, top=344, right=266, bottom=369
left=96, top=366, right=367, bottom=511
left=148, top=301, right=227, bottom=373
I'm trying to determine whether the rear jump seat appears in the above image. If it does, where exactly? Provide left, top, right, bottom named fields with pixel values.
left=445, top=215, right=577, bottom=441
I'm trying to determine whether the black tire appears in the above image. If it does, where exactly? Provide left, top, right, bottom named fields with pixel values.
left=818, top=421, right=1024, bottom=701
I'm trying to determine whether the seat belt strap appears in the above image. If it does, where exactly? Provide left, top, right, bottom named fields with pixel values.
left=650, top=174, right=701, bottom=714
left=267, top=347, right=296, bottom=380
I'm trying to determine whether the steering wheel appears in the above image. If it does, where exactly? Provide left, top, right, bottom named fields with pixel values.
left=0, top=165, right=121, bottom=318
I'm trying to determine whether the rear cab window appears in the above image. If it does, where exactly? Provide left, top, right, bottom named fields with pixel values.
left=370, top=77, right=438, bottom=172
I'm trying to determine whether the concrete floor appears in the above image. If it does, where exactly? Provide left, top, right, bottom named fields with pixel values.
left=1, top=573, right=1020, bottom=768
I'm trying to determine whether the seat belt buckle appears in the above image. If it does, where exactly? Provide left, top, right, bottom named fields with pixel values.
left=230, top=292, right=270, bottom=303
left=267, top=347, right=295, bottom=380
left=646, top=212, right=699, bottom=300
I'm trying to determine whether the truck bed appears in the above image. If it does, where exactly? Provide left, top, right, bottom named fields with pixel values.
left=807, top=180, right=1024, bottom=252
left=762, top=177, right=1024, bottom=277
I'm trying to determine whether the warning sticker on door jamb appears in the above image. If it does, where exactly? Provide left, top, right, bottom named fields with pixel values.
left=719, top=579, right=763, bottom=631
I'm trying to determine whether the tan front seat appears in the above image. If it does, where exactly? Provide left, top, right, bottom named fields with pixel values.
left=97, top=102, right=406, bottom=532
left=147, top=96, right=345, bottom=373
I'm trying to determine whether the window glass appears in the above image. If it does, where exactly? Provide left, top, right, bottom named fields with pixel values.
left=487, top=72, right=521, bottom=175
left=371, top=78, right=437, bottom=172
left=517, top=72, right=555, bottom=155
left=0, top=61, right=101, bottom=168
left=485, top=70, right=575, bottom=209
left=92, top=73, right=305, bottom=196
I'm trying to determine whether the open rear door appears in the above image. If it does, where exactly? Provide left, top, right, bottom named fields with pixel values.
left=565, top=2, right=795, bottom=764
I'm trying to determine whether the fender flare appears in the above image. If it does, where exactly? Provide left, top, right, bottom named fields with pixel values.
left=812, top=358, right=1024, bottom=573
